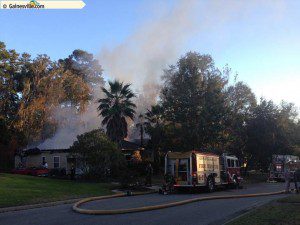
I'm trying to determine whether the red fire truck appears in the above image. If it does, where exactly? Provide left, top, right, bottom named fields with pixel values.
left=164, top=151, right=242, bottom=192
left=268, top=154, right=299, bottom=181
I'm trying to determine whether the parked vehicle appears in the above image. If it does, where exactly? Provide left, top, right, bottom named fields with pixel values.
left=12, top=167, right=49, bottom=176
left=268, top=155, right=299, bottom=182
left=164, top=151, right=242, bottom=192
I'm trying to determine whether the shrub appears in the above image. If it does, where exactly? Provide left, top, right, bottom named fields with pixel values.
left=70, top=129, right=126, bottom=180
left=49, top=168, right=66, bottom=177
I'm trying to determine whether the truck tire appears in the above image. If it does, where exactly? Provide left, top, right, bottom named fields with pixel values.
left=207, top=177, right=215, bottom=192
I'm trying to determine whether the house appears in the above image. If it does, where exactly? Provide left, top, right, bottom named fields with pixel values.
left=15, top=148, right=74, bottom=174
left=15, top=140, right=145, bottom=173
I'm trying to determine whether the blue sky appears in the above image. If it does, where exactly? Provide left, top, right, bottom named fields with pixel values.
left=0, top=0, right=147, bottom=58
left=0, top=0, right=299, bottom=107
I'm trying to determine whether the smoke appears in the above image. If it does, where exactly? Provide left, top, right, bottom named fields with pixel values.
left=37, top=0, right=286, bottom=148
left=37, top=84, right=103, bottom=149
left=99, top=0, right=201, bottom=113
left=99, top=0, right=285, bottom=109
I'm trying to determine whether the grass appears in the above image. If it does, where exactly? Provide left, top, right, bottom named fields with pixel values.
left=278, top=194, right=300, bottom=203
left=227, top=194, right=300, bottom=225
left=0, top=173, right=115, bottom=208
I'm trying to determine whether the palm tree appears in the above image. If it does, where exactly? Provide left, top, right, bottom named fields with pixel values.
left=145, top=105, right=164, bottom=129
left=98, top=80, right=136, bottom=145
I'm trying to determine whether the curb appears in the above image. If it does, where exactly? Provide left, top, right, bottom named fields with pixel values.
left=0, top=198, right=81, bottom=214
left=0, top=190, right=152, bottom=214
left=73, top=190, right=285, bottom=215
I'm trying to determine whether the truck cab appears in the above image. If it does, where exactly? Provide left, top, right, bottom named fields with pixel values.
left=222, top=154, right=242, bottom=185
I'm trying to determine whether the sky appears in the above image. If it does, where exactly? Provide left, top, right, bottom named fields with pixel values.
left=0, top=0, right=299, bottom=108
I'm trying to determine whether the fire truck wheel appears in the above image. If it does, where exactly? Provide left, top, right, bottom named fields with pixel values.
left=207, top=177, right=215, bottom=192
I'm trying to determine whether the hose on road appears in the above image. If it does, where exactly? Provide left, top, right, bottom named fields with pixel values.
left=72, top=190, right=285, bottom=215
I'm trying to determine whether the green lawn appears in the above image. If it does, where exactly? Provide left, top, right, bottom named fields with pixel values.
left=0, top=173, right=115, bottom=208
left=278, top=193, right=300, bottom=203
left=227, top=194, right=300, bottom=225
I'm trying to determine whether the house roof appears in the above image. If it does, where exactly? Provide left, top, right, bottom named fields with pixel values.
left=23, top=140, right=142, bottom=155
left=23, top=148, right=68, bottom=155
left=120, top=140, right=143, bottom=151
left=132, top=138, right=150, bottom=146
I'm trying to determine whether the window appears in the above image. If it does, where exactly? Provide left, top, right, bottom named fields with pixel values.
left=177, top=159, right=189, bottom=181
left=42, top=156, right=46, bottom=164
left=53, top=156, right=60, bottom=168
left=230, top=159, right=234, bottom=167
left=178, top=160, right=188, bottom=172
left=227, top=159, right=235, bottom=167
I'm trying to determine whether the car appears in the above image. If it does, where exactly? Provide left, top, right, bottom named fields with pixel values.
left=12, top=167, right=49, bottom=176
left=11, top=168, right=31, bottom=175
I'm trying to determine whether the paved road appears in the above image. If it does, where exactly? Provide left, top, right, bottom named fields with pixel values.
left=0, top=183, right=286, bottom=225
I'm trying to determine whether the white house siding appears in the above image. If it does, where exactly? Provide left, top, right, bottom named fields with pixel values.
left=15, top=151, right=70, bottom=172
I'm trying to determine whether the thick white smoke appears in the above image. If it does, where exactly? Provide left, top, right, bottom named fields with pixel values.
left=99, top=0, right=200, bottom=112
left=37, top=85, right=103, bottom=149
left=99, top=0, right=285, bottom=111
left=37, top=0, right=286, bottom=148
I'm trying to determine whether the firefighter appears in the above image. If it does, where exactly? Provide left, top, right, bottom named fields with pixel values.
left=284, top=162, right=292, bottom=193
left=293, top=169, right=299, bottom=193
left=291, top=162, right=300, bottom=193
left=70, top=163, right=75, bottom=180
left=165, top=172, right=175, bottom=193
left=43, top=161, right=48, bottom=169
left=145, top=163, right=153, bottom=187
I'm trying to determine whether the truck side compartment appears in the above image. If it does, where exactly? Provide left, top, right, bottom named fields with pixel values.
left=165, top=151, right=242, bottom=190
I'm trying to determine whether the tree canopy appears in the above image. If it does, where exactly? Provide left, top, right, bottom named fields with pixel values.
left=0, top=41, right=103, bottom=149
left=161, top=52, right=229, bottom=150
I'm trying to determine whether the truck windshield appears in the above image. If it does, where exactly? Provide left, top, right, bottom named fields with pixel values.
left=227, top=159, right=230, bottom=167
left=235, top=160, right=239, bottom=167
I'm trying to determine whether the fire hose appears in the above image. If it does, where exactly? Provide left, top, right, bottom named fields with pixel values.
left=72, top=190, right=285, bottom=215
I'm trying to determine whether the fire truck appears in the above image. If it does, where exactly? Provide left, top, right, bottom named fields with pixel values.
left=269, top=154, right=299, bottom=181
left=164, top=151, right=242, bottom=192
